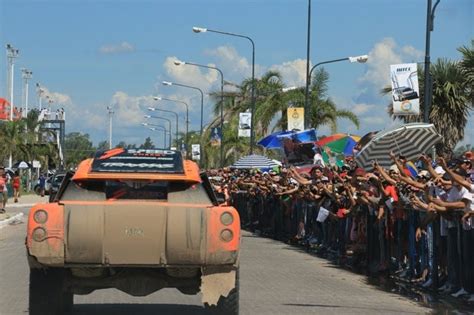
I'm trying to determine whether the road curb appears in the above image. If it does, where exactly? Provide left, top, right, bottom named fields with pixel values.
left=0, top=212, right=24, bottom=229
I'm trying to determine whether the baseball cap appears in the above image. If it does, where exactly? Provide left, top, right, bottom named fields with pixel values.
left=321, top=176, right=329, bottom=182
left=355, top=168, right=366, bottom=176
left=417, top=170, right=430, bottom=178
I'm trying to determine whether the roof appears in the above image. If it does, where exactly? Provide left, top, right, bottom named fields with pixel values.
left=72, top=148, right=201, bottom=183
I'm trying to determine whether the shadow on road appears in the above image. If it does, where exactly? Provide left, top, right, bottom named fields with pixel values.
left=68, top=303, right=209, bottom=315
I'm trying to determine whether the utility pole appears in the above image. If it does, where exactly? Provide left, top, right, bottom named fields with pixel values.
left=22, top=68, right=33, bottom=117
left=6, top=44, right=19, bottom=168
left=304, top=0, right=312, bottom=129
left=423, top=0, right=441, bottom=123
left=107, top=106, right=114, bottom=149
left=36, top=83, right=44, bottom=110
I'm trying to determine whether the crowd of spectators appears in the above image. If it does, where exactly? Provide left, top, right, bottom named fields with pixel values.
left=208, top=150, right=474, bottom=302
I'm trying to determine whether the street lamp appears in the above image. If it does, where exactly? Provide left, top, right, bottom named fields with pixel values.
left=107, top=106, right=114, bottom=149
left=304, top=54, right=368, bottom=127
left=161, top=81, right=203, bottom=136
left=6, top=44, right=19, bottom=121
left=144, top=115, right=172, bottom=149
left=174, top=59, right=225, bottom=167
left=147, top=106, right=179, bottom=149
left=141, top=123, right=169, bottom=149
left=21, top=68, right=33, bottom=117
left=36, top=83, right=44, bottom=111
left=193, top=26, right=257, bottom=154
left=153, top=96, right=189, bottom=155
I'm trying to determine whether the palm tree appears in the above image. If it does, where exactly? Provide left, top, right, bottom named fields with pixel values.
left=0, top=119, right=28, bottom=164
left=382, top=58, right=472, bottom=154
left=458, top=40, right=474, bottom=103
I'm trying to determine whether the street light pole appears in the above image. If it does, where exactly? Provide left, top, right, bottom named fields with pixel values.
left=162, top=81, right=203, bottom=136
left=193, top=26, right=256, bottom=154
left=153, top=95, right=189, bottom=156
left=144, top=115, right=172, bottom=150
left=423, top=0, right=441, bottom=124
left=36, top=83, right=44, bottom=111
left=6, top=44, right=19, bottom=122
left=304, top=0, right=312, bottom=129
left=174, top=59, right=225, bottom=167
left=21, top=68, right=33, bottom=117
left=305, top=55, right=368, bottom=126
left=142, top=123, right=169, bottom=149
left=147, top=107, right=179, bottom=149
left=107, top=106, right=114, bottom=149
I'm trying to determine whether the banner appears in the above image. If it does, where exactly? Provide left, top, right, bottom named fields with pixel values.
left=390, top=63, right=420, bottom=115
left=287, top=107, right=304, bottom=131
left=191, top=144, right=200, bottom=161
left=238, top=112, right=251, bottom=137
left=210, top=127, right=221, bottom=146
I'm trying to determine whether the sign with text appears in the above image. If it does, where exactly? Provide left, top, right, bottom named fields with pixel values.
left=210, top=127, right=221, bottom=146
left=191, top=144, right=201, bottom=161
left=238, top=112, right=251, bottom=137
left=390, top=63, right=420, bottom=116
left=287, top=107, right=304, bottom=131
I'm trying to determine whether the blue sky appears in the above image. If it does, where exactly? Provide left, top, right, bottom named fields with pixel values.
left=0, top=0, right=472, bottom=148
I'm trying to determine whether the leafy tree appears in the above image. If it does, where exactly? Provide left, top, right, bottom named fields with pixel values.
left=96, top=140, right=109, bottom=151
left=139, top=137, right=154, bottom=149
left=64, top=132, right=95, bottom=168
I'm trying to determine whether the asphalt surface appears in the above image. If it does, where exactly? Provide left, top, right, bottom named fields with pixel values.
left=0, top=205, right=430, bottom=315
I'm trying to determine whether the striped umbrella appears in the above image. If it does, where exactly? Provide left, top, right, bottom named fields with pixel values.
left=355, top=123, right=442, bottom=170
left=232, top=154, right=280, bottom=170
left=316, top=134, right=361, bottom=156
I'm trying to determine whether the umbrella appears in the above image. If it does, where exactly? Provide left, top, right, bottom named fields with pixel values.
left=257, top=129, right=317, bottom=149
left=12, top=161, right=33, bottom=169
left=257, top=130, right=293, bottom=149
left=355, top=123, right=442, bottom=171
left=316, top=134, right=361, bottom=156
left=232, top=154, right=280, bottom=169
left=4, top=168, right=15, bottom=177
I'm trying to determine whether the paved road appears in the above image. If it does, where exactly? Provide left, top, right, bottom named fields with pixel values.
left=0, top=206, right=430, bottom=315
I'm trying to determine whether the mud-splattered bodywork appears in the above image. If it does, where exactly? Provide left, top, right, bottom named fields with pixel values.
left=26, top=149, right=240, bottom=304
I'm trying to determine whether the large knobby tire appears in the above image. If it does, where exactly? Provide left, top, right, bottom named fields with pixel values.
left=29, top=268, right=70, bottom=315
left=205, top=269, right=239, bottom=315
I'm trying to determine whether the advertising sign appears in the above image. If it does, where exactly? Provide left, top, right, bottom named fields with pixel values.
left=390, top=63, right=420, bottom=115
left=287, top=107, right=304, bottom=131
left=238, top=112, right=251, bottom=138
left=210, top=127, right=221, bottom=146
left=191, top=144, right=200, bottom=161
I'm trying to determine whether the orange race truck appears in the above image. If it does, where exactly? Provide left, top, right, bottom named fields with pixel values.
left=26, top=148, right=240, bottom=315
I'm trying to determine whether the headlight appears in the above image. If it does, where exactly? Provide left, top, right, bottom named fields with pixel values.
left=33, top=210, right=48, bottom=224
left=32, top=227, right=47, bottom=242
left=220, top=212, right=234, bottom=226
left=220, top=229, right=234, bottom=242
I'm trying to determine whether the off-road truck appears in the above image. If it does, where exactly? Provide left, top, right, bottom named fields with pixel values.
left=26, top=148, right=240, bottom=314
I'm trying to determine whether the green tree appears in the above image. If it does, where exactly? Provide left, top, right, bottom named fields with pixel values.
left=64, top=132, right=95, bottom=168
left=139, top=137, right=154, bottom=149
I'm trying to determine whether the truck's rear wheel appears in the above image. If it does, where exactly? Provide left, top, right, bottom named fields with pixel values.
left=29, top=268, right=68, bottom=315
left=205, top=269, right=239, bottom=315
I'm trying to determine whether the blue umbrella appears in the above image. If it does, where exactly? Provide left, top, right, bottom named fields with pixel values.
left=258, top=129, right=317, bottom=149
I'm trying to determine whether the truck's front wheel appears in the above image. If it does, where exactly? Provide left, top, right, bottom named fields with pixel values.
left=29, top=268, right=68, bottom=315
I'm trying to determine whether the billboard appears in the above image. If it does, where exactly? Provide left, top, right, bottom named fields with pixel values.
left=238, top=112, right=251, bottom=137
left=191, top=144, right=200, bottom=161
left=287, top=107, right=304, bottom=131
left=390, top=63, right=420, bottom=115
left=210, top=127, right=221, bottom=146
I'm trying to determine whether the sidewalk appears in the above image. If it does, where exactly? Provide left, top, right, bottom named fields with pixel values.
left=0, top=194, right=47, bottom=229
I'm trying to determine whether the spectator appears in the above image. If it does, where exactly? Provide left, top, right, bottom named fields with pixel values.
left=12, top=170, right=20, bottom=203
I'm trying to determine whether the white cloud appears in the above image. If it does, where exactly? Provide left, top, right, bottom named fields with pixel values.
left=269, top=59, right=307, bottom=87
left=351, top=103, right=376, bottom=115
left=163, top=56, right=218, bottom=91
left=99, top=41, right=135, bottom=54
left=359, top=37, right=423, bottom=88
